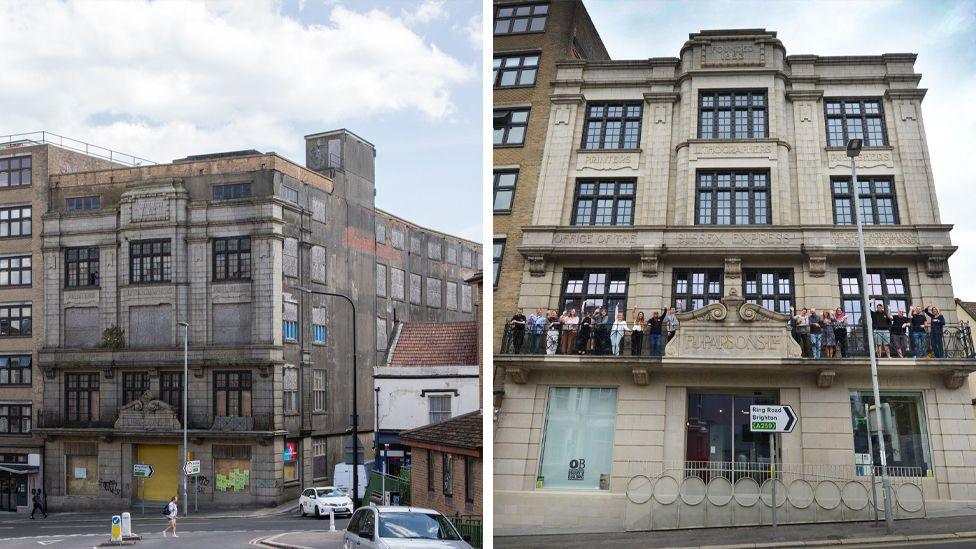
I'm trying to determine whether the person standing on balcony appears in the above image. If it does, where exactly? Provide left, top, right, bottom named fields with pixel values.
left=925, top=304, right=946, bottom=358
left=792, top=308, right=810, bottom=357
left=890, top=308, right=910, bottom=358
left=527, top=308, right=546, bottom=354
left=593, top=307, right=609, bottom=355
left=560, top=309, right=578, bottom=355
left=647, top=309, right=665, bottom=357
left=509, top=309, right=527, bottom=354
left=610, top=311, right=627, bottom=356
left=545, top=309, right=560, bottom=355
left=630, top=308, right=646, bottom=356
left=869, top=302, right=892, bottom=358
left=834, top=308, right=848, bottom=358
left=664, top=306, right=680, bottom=342
left=808, top=308, right=823, bottom=359
left=910, top=305, right=929, bottom=358
left=822, top=310, right=837, bottom=358
left=576, top=310, right=593, bottom=355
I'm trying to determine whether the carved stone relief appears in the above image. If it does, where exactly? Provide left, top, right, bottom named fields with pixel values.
left=640, top=255, right=659, bottom=278
left=131, top=197, right=170, bottom=222
left=808, top=256, right=827, bottom=277
left=724, top=257, right=741, bottom=279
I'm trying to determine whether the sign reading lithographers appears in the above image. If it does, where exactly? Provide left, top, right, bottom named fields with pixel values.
left=749, top=405, right=797, bottom=433
left=567, top=458, right=585, bottom=481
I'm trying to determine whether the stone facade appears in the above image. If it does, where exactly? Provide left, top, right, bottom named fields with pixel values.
left=494, top=28, right=976, bottom=534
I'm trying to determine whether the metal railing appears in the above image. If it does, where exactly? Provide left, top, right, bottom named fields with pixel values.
left=499, top=323, right=672, bottom=357
left=626, top=460, right=925, bottom=483
left=801, top=323, right=975, bottom=359
left=448, top=514, right=483, bottom=548
left=365, top=468, right=411, bottom=506
left=0, top=131, right=156, bottom=167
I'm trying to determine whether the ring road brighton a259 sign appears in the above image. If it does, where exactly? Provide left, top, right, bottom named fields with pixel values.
left=749, top=405, right=797, bottom=433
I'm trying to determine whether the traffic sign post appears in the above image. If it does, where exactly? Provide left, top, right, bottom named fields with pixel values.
left=111, top=515, right=122, bottom=543
left=750, top=405, right=798, bottom=528
left=183, top=460, right=200, bottom=476
left=132, top=463, right=154, bottom=478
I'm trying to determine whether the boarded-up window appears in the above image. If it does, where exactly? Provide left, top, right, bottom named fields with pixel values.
left=376, top=264, right=387, bottom=297
left=283, top=366, right=298, bottom=413
left=428, top=240, right=441, bottom=260
left=410, top=274, right=422, bottom=305
left=212, top=303, right=251, bottom=345
left=311, top=245, right=326, bottom=283
left=65, top=442, right=98, bottom=496
left=375, top=221, right=387, bottom=244
left=410, top=236, right=422, bottom=255
left=446, top=281, right=458, bottom=310
left=392, top=226, right=406, bottom=250
left=427, top=277, right=441, bottom=308
left=283, top=238, right=298, bottom=278
left=446, top=245, right=458, bottom=264
left=128, top=305, right=172, bottom=347
left=214, top=444, right=251, bottom=493
left=391, top=268, right=405, bottom=301
left=64, top=307, right=99, bottom=348
left=461, top=248, right=472, bottom=268
left=461, top=285, right=473, bottom=313
left=376, top=317, right=388, bottom=350
left=311, top=199, right=326, bottom=222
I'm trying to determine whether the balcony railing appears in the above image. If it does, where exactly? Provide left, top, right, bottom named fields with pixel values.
left=36, top=410, right=275, bottom=431
left=0, top=131, right=156, bottom=166
left=498, top=322, right=975, bottom=359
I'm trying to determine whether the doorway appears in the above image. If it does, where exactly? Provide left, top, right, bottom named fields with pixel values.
left=685, top=390, right=779, bottom=482
left=135, top=444, right=179, bottom=502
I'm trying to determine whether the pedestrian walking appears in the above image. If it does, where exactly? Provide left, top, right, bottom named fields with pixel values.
left=30, top=489, right=47, bottom=519
left=162, top=495, right=179, bottom=538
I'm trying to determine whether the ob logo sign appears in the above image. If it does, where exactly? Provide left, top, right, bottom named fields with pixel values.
left=567, top=458, right=586, bottom=481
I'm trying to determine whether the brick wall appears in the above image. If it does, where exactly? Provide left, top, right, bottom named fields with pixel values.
left=409, top=447, right=482, bottom=517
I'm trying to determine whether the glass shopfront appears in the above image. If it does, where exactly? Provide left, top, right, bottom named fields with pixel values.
left=686, top=390, right=779, bottom=465
left=850, top=391, right=932, bottom=477
left=538, top=387, right=617, bottom=491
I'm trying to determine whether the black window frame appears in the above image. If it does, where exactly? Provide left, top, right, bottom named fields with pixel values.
left=571, top=179, right=636, bottom=226
left=129, top=239, right=172, bottom=284
left=122, top=372, right=151, bottom=405
left=493, top=169, right=518, bottom=214
left=838, top=268, right=911, bottom=327
left=465, top=456, right=475, bottom=503
left=442, top=452, right=454, bottom=496
left=0, top=254, right=31, bottom=288
left=698, top=90, right=768, bottom=139
left=0, top=403, right=31, bottom=434
left=493, top=108, right=529, bottom=147
left=160, top=371, right=183, bottom=419
left=65, top=247, right=99, bottom=288
left=0, top=156, right=31, bottom=188
left=493, top=239, right=505, bottom=289
left=213, top=371, right=252, bottom=417
left=212, top=236, right=252, bottom=281
left=0, top=205, right=31, bottom=239
left=696, top=170, right=771, bottom=225
left=427, top=449, right=436, bottom=491
left=559, top=268, right=629, bottom=316
left=212, top=182, right=251, bottom=201
left=742, top=269, right=795, bottom=314
left=0, top=355, right=31, bottom=386
left=825, top=98, right=888, bottom=147
left=493, top=2, right=548, bottom=35
left=65, top=372, right=99, bottom=424
left=65, top=196, right=100, bottom=213
left=0, top=304, right=30, bottom=337
left=493, top=52, right=540, bottom=88
left=831, top=176, right=899, bottom=225
left=582, top=103, right=642, bottom=150
left=672, top=269, right=724, bottom=312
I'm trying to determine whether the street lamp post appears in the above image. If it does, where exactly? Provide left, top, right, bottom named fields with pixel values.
left=848, top=138, right=894, bottom=533
left=292, top=286, right=360, bottom=508
left=178, top=321, right=189, bottom=517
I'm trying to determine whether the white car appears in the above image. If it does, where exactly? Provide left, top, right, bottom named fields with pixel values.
left=299, top=486, right=354, bottom=518
left=343, top=505, right=473, bottom=549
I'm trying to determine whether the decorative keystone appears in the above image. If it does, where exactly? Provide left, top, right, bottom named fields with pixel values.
left=506, top=366, right=530, bottom=385
left=632, top=367, right=650, bottom=386
left=817, top=369, right=836, bottom=388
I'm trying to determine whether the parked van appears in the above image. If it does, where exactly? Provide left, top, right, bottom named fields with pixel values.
left=333, top=463, right=367, bottom=500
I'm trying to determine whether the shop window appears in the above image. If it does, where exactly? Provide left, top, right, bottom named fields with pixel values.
left=284, top=439, right=300, bottom=483
left=685, top=391, right=779, bottom=480
left=850, top=391, right=932, bottom=477
left=537, top=387, right=617, bottom=490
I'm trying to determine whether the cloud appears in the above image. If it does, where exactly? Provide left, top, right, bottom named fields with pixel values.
left=402, top=0, right=447, bottom=25
left=458, top=13, right=483, bottom=50
left=0, top=0, right=474, bottom=163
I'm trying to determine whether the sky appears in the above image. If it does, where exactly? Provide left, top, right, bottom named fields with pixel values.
left=584, top=0, right=976, bottom=298
left=0, top=0, right=483, bottom=241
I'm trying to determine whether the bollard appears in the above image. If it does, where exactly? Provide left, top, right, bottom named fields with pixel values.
left=329, top=507, right=335, bottom=532
left=111, top=515, right=122, bottom=543
left=121, top=512, right=132, bottom=537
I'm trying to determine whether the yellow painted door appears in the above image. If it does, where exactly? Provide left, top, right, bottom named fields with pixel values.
left=135, top=444, right=179, bottom=502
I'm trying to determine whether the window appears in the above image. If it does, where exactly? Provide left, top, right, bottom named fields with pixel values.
left=461, top=248, right=472, bottom=268
left=461, top=285, right=473, bottom=313
left=0, top=156, right=30, bottom=188
left=0, top=255, right=30, bottom=287
left=572, top=180, right=635, bottom=226
left=391, top=268, right=405, bottom=301
left=391, top=226, right=406, bottom=250
left=831, top=177, right=898, bottom=225
left=0, top=206, right=30, bottom=238
left=446, top=246, right=457, bottom=264
left=686, top=391, right=777, bottom=468
left=493, top=53, right=539, bottom=87
left=428, top=241, right=441, bottom=260
left=0, top=355, right=30, bottom=385
left=698, top=91, right=767, bottom=139
left=850, top=391, right=931, bottom=476
left=375, top=221, right=386, bottom=244
left=213, top=182, right=251, bottom=200
left=376, top=317, right=388, bottom=350
left=426, top=277, right=441, bottom=308
left=214, top=371, right=252, bottom=417
left=65, top=247, right=99, bottom=288
left=312, top=370, right=327, bottom=412
left=65, top=196, right=100, bottom=212
left=284, top=439, right=300, bottom=482
left=582, top=103, right=642, bottom=150
left=672, top=269, right=723, bottom=312
left=838, top=269, right=910, bottom=326
left=122, top=372, right=150, bottom=405
left=493, top=170, right=518, bottom=213
left=283, top=319, right=298, bottom=341
left=313, top=437, right=328, bottom=479
left=560, top=269, right=628, bottom=316
left=410, top=273, right=422, bottom=305
left=492, top=240, right=505, bottom=288
left=494, top=2, right=548, bottom=34
left=0, top=404, right=30, bottom=434
left=65, top=444, right=98, bottom=495
left=160, top=371, right=183, bottom=419
left=313, top=323, right=326, bottom=344
left=825, top=99, right=887, bottom=147
left=538, top=387, right=617, bottom=490
left=442, top=453, right=454, bottom=495
left=493, top=108, right=529, bottom=146
left=65, top=373, right=100, bottom=424
left=283, top=367, right=298, bottom=414
left=282, top=185, right=299, bottom=204
left=129, top=239, right=171, bottom=283
left=427, top=450, right=436, bottom=491
left=465, top=456, right=475, bottom=503
left=376, top=264, right=387, bottom=297
left=213, top=236, right=251, bottom=281
left=213, top=444, right=251, bottom=492
left=743, top=270, right=794, bottom=314
left=446, top=281, right=458, bottom=310
left=429, top=394, right=451, bottom=423
left=696, top=171, right=770, bottom=225
left=410, top=236, right=422, bottom=256
left=0, top=304, right=30, bottom=337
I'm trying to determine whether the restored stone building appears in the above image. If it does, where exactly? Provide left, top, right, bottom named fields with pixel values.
left=494, top=29, right=976, bottom=534
left=36, top=130, right=479, bottom=510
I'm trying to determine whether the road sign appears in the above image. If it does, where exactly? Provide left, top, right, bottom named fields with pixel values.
left=184, top=460, right=201, bottom=476
left=111, top=515, right=122, bottom=542
left=749, top=404, right=797, bottom=433
left=132, top=463, right=154, bottom=478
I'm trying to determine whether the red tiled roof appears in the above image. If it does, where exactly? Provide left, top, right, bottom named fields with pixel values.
left=389, top=321, right=478, bottom=367
left=399, top=410, right=483, bottom=451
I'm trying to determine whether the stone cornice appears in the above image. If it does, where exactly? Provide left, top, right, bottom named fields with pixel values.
left=886, top=88, right=928, bottom=101
left=643, top=92, right=681, bottom=103
left=549, top=93, right=586, bottom=105
left=785, top=90, right=824, bottom=101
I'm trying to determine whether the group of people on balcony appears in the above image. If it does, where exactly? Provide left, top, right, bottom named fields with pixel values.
left=789, top=302, right=946, bottom=359
left=507, top=306, right=680, bottom=356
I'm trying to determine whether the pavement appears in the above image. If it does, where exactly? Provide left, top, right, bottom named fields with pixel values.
left=494, top=515, right=976, bottom=549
